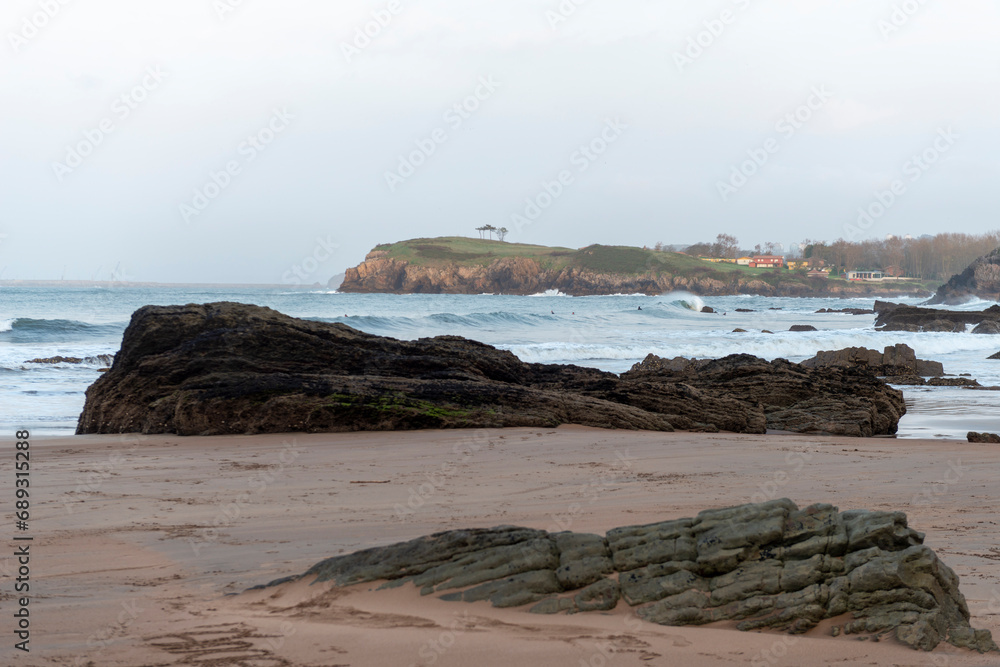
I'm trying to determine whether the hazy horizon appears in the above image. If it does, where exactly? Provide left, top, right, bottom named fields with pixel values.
left=2, top=1, right=999, bottom=284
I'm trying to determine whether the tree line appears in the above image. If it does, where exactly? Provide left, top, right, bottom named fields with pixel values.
left=656, top=232, right=1000, bottom=281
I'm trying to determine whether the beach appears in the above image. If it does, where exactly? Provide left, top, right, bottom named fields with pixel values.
left=17, top=426, right=1000, bottom=666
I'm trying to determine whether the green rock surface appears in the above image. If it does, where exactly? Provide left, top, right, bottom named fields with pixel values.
left=259, top=499, right=996, bottom=653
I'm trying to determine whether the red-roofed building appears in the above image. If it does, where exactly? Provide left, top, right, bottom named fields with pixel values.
left=749, top=255, right=785, bottom=268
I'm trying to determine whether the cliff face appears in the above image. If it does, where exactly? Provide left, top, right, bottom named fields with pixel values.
left=340, top=253, right=928, bottom=297
left=928, top=247, right=1000, bottom=305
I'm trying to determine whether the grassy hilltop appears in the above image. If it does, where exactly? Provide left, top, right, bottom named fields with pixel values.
left=371, top=237, right=922, bottom=288
left=345, top=237, right=937, bottom=296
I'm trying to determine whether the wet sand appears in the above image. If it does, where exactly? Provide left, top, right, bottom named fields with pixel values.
left=12, top=426, right=1000, bottom=666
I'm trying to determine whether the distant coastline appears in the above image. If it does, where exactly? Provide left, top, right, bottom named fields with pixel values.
left=340, top=237, right=937, bottom=298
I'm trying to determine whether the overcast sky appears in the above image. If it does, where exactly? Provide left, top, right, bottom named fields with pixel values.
left=1, top=0, right=998, bottom=284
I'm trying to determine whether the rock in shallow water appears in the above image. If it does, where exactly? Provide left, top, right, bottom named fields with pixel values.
left=968, top=432, right=1000, bottom=443
left=76, top=302, right=905, bottom=437
left=261, top=499, right=996, bottom=653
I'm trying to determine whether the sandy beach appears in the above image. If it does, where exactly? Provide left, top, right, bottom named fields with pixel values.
left=11, top=426, right=1000, bottom=666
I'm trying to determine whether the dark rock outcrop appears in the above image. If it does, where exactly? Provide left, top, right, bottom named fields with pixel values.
left=973, top=321, right=1000, bottom=335
left=26, top=354, right=114, bottom=365
left=927, top=377, right=981, bottom=387
left=263, top=500, right=996, bottom=653
left=927, top=247, right=1000, bottom=305
left=874, top=302, right=1000, bottom=332
left=27, top=356, right=83, bottom=364
left=790, top=325, right=818, bottom=332
left=802, top=344, right=944, bottom=377
left=623, top=354, right=905, bottom=437
left=968, top=432, right=1000, bottom=443
left=77, top=303, right=907, bottom=437
left=989, top=352, right=1000, bottom=360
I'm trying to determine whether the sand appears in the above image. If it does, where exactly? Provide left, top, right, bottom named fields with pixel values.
left=11, top=426, right=1000, bottom=666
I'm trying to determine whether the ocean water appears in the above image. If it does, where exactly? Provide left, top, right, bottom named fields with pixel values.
left=1, top=285, right=998, bottom=439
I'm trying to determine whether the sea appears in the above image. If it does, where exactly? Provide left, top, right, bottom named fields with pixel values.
left=2, top=285, right=999, bottom=440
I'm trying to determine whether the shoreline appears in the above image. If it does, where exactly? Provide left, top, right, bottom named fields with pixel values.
left=23, top=427, right=1000, bottom=666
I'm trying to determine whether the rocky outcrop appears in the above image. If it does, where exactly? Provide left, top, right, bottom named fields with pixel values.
left=927, top=247, right=1000, bottom=305
left=341, top=255, right=930, bottom=297
left=261, top=500, right=996, bottom=653
left=990, top=351, right=1000, bottom=360
left=621, top=354, right=905, bottom=437
left=973, top=321, right=1000, bottom=334
left=789, top=325, right=818, bottom=332
left=26, top=354, right=114, bottom=365
left=802, top=344, right=944, bottom=377
left=874, top=302, right=1000, bottom=332
left=968, top=432, right=1000, bottom=443
left=77, top=303, right=906, bottom=437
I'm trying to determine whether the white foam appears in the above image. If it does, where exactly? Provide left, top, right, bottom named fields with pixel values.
left=0, top=318, right=13, bottom=333
left=505, top=329, right=1000, bottom=365
left=527, top=289, right=569, bottom=297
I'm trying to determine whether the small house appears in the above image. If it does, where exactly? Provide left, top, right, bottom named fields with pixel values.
left=749, top=255, right=785, bottom=269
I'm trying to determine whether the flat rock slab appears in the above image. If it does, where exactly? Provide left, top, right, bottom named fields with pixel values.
left=262, top=499, right=996, bottom=653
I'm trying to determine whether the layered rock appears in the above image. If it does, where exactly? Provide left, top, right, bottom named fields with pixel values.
left=801, top=344, right=944, bottom=377
left=76, top=303, right=906, bottom=437
left=927, top=246, right=1000, bottom=305
left=874, top=301, right=1000, bottom=332
left=262, top=500, right=996, bottom=653
left=622, top=354, right=905, bottom=437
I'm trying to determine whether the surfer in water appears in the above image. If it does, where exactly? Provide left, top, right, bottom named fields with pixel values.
left=637, top=306, right=642, bottom=311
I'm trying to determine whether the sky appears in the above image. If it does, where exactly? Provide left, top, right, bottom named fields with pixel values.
left=1, top=0, right=999, bottom=284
